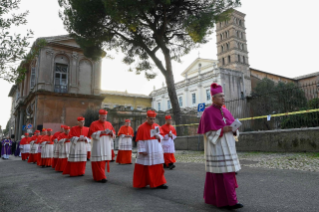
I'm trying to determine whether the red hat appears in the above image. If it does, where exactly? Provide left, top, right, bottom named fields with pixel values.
left=24, top=133, right=29, bottom=136
left=42, top=129, right=47, bottom=132
left=47, top=128, right=53, bottom=132
left=147, top=110, right=157, bottom=118
left=63, top=126, right=70, bottom=130
left=61, top=125, right=65, bottom=128
left=210, top=83, right=223, bottom=96
left=99, top=109, right=108, bottom=115
left=34, top=130, right=40, bottom=134
left=165, top=115, right=172, bottom=120
left=125, top=119, right=130, bottom=123
left=77, top=117, right=85, bottom=121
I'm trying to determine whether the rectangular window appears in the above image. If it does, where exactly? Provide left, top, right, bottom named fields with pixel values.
left=30, top=67, right=36, bottom=88
left=178, top=96, right=183, bottom=107
left=206, top=89, right=211, bottom=101
left=167, top=100, right=171, bottom=110
left=158, top=102, right=161, bottom=111
left=54, top=63, right=68, bottom=93
left=192, top=93, right=196, bottom=104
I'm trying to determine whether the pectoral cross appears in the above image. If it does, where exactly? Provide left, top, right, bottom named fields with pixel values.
left=222, top=117, right=227, bottom=124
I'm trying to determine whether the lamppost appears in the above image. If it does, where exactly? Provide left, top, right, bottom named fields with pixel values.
left=26, top=115, right=30, bottom=133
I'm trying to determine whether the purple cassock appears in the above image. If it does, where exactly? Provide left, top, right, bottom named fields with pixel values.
left=1, top=139, right=12, bottom=159
left=197, top=105, right=240, bottom=208
left=15, top=141, right=21, bottom=157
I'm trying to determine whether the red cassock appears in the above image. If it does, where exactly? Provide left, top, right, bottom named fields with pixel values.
left=116, top=125, right=134, bottom=164
left=36, top=135, right=44, bottom=166
left=41, top=135, right=54, bottom=167
left=63, top=126, right=90, bottom=176
left=133, top=122, right=167, bottom=188
left=88, top=120, right=115, bottom=182
left=161, top=124, right=177, bottom=167
left=27, top=135, right=39, bottom=163
left=51, top=131, right=62, bottom=168
left=55, top=133, right=70, bottom=172
left=20, top=137, right=30, bottom=161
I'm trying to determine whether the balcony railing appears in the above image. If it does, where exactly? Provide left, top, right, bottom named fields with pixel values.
left=54, top=85, right=68, bottom=93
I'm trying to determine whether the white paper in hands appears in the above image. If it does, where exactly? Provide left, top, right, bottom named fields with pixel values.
left=230, top=119, right=242, bottom=132
left=104, top=129, right=112, bottom=135
left=150, top=126, right=160, bottom=138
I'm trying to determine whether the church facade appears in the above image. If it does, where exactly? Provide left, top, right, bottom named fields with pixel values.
left=8, top=35, right=104, bottom=139
left=150, top=9, right=319, bottom=112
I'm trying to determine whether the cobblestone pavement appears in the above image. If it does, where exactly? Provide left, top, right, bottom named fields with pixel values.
left=172, top=151, right=319, bottom=172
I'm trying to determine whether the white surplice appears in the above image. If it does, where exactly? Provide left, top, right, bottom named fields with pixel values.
left=91, top=131, right=114, bottom=162
left=68, top=136, right=90, bottom=162
left=136, top=136, right=164, bottom=166
left=58, top=139, right=71, bottom=159
left=161, top=134, right=176, bottom=153
left=204, top=129, right=241, bottom=173
left=118, top=135, right=132, bottom=151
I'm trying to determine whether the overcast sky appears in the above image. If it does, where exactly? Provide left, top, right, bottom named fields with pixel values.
left=1, top=0, right=319, bottom=129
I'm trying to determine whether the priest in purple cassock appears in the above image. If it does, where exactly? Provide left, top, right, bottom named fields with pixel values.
left=1, top=137, right=12, bottom=159
left=197, top=83, right=243, bottom=210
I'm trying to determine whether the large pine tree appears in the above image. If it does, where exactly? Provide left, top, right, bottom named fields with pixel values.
left=58, top=0, right=241, bottom=129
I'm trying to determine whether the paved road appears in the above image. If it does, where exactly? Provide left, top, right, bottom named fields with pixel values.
left=0, top=156, right=318, bottom=212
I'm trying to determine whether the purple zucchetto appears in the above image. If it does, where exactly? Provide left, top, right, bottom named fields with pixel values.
left=210, top=83, right=223, bottom=96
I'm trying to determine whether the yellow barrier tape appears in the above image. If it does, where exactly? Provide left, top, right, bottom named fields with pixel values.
left=173, top=108, right=319, bottom=127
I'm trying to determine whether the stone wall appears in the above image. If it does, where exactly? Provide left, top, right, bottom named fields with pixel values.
left=174, top=127, right=319, bottom=152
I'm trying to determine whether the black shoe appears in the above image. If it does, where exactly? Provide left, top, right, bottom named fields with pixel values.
left=169, top=164, right=176, bottom=170
left=228, top=203, right=244, bottom=210
left=42, top=166, right=45, bottom=168
left=99, top=179, right=107, bottom=183
left=110, top=160, right=115, bottom=162
left=87, top=159, right=90, bottom=161
left=156, top=184, right=168, bottom=189
left=163, top=164, right=168, bottom=168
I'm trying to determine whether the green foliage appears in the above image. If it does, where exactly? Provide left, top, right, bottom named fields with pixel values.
left=58, top=0, right=240, bottom=78
left=59, top=0, right=240, bottom=127
left=82, top=108, right=99, bottom=127
left=251, top=78, right=307, bottom=116
left=281, top=98, right=319, bottom=129
left=251, top=78, right=319, bottom=129
left=14, top=39, right=47, bottom=83
left=0, top=0, right=34, bottom=82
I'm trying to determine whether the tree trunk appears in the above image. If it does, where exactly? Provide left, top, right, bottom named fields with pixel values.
left=163, top=52, right=183, bottom=135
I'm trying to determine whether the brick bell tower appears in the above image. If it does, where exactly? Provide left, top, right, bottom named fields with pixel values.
left=216, top=9, right=251, bottom=96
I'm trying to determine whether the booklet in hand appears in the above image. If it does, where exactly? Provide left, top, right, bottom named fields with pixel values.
left=150, top=126, right=160, bottom=137
left=230, top=119, right=242, bottom=132
left=105, top=129, right=112, bottom=134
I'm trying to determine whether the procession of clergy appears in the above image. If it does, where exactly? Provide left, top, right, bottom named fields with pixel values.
left=16, top=83, right=243, bottom=210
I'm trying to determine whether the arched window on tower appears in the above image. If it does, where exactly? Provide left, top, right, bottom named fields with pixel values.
left=226, top=43, right=229, bottom=50
left=241, top=32, right=244, bottom=39
left=220, top=34, right=222, bottom=41
left=243, top=56, right=246, bottom=64
left=238, top=55, right=241, bottom=62
left=221, top=45, right=224, bottom=52
left=239, top=31, right=242, bottom=38
left=228, top=55, right=231, bottom=63
left=239, top=20, right=242, bottom=26
left=222, top=58, right=225, bottom=65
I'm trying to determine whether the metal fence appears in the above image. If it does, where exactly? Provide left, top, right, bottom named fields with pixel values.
left=176, top=81, right=319, bottom=135
left=221, top=81, right=319, bottom=132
